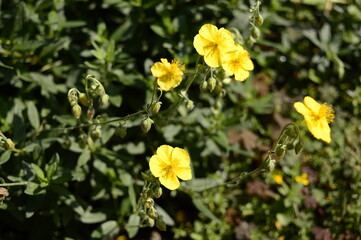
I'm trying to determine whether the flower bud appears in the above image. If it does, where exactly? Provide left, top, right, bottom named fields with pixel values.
left=72, top=104, right=82, bottom=119
left=251, top=27, right=261, bottom=39
left=0, top=187, right=9, bottom=201
left=5, top=139, right=15, bottom=149
left=79, top=93, right=89, bottom=107
left=99, top=94, right=109, bottom=109
left=141, top=117, right=154, bottom=133
left=154, top=187, right=162, bottom=198
left=68, top=88, right=79, bottom=106
left=90, top=126, right=102, bottom=140
left=268, top=159, right=276, bottom=172
left=219, top=89, right=227, bottom=97
left=199, top=81, right=208, bottom=91
left=255, top=15, right=263, bottom=26
left=186, top=100, right=194, bottom=111
left=151, top=102, right=162, bottom=115
left=275, top=145, right=286, bottom=160
left=145, top=197, right=154, bottom=208
left=87, top=107, right=95, bottom=120
left=147, top=207, right=157, bottom=219
left=115, top=125, right=127, bottom=138
left=79, top=135, right=87, bottom=149
left=246, top=36, right=256, bottom=47
left=146, top=217, right=155, bottom=227
left=207, top=77, right=217, bottom=92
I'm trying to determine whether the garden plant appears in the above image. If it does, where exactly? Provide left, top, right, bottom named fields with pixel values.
left=0, top=0, right=360, bottom=239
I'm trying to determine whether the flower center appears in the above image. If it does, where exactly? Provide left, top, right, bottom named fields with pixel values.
left=319, top=104, right=335, bottom=123
left=162, top=165, right=174, bottom=179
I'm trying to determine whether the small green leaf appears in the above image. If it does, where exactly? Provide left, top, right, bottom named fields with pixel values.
left=31, top=163, right=46, bottom=182
left=46, top=153, right=60, bottom=180
left=78, top=150, right=91, bottom=167
left=192, top=198, right=220, bottom=223
left=295, top=141, right=303, bottom=155
left=125, top=214, right=140, bottom=238
left=0, top=150, right=12, bottom=165
left=24, top=182, right=46, bottom=195
left=128, top=180, right=136, bottom=212
left=26, top=101, right=40, bottom=129
left=80, top=211, right=107, bottom=224
left=91, top=220, right=119, bottom=239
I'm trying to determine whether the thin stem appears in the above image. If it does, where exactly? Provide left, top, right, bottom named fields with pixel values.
left=0, top=182, right=28, bottom=187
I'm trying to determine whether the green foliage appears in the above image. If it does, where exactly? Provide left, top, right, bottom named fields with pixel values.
left=0, top=0, right=360, bottom=239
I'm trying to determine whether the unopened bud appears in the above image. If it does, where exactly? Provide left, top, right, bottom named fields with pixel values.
left=246, top=36, right=256, bottom=47
left=219, top=89, right=227, bottom=97
left=141, top=117, right=154, bottom=133
left=72, top=104, right=82, bottom=119
left=90, top=126, right=102, bottom=140
left=68, top=88, right=79, bottom=106
left=115, top=125, right=127, bottom=138
left=99, top=94, right=109, bottom=109
left=255, top=15, right=263, bottom=26
left=0, top=187, right=9, bottom=201
left=154, top=187, right=162, bottom=198
left=275, top=145, right=286, bottom=160
left=87, top=107, right=95, bottom=120
left=200, top=81, right=208, bottom=91
left=146, top=217, right=155, bottom=227
left=147, top=207, right=157, bottom=219
left=208, top=77, right=217, bottom=92
left=79, top=93, right=89, bottom=107
left=62, top=138, right=71, bottom=149
left=186, top=100, right=194, bottom=110
left=251, top=27, right=261, bottom=39
left=151, top=102, right=162, bottom=115
left=5, top=139, right=15, bottom=149
left=214, top=100, right=222, bottom=110
left=145, top=198, right=154, bottom=208
left=268, top=159, right=276, bottom=172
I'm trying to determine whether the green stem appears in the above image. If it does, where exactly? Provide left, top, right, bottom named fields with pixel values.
left=0, top=182, right=28, bottom=187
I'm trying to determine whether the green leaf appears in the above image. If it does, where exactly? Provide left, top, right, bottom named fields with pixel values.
left=0, top=150, right=12, bottom=165
left=46, top=153, right=60, bottom=180
left=31, top=163, right=47, bottom=182
left=185, top=178, right=222, bottom=192
left=155, top=204, right=175, bottom=226
left=80, top=211, right=107, bottom=224
left=24, top=182, right=46, bottom=195
left=192, top=198, right=220, bottom=223
left=125, top=214, right=140, bottom=238
left=91, top=220, right=119, bottom=239
left=77, top=150, right=91, bottom=167
left=26, top=101, right=40, bottom=129
left=128, top=180, right=136, bottom=212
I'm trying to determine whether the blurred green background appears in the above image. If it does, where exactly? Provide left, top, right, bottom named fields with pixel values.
left=0, top=0, right=360, bottom=239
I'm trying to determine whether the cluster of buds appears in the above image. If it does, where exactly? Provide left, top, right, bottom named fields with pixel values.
left=200, top=75, right=227, bottom=97
left=0, top=132, right=15, bottom=150
left=247, top=1, right=263, bottom=47
left=67, top=75, right=110, bottom=120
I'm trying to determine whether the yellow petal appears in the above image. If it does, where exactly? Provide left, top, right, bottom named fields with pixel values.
left=193, top=34, right=207, bottom=55
left=204, top=48, right=221, bottom=67
left=150, top=62, right=166, bottom=77
left=149, top=155, right=164, bottom=178
left=307, top=119, right=331, bottom=143
left=157, top=77, right=173, bottom=91
left=171, top=147, right=190, bottom=166
left=159, top=172, right=180, bottom=190
left=304, top=96, right=321, bottom=113
left=175, top=166, right=192, bottom=180
left=160, top=58, right=170, bottom=67
left=156, top=145, right=173, bottom=164
left=294, top=102, right=311, bottom=116
left=241, top=56, right=254, bottom=71
left=199, top=24, right=218, bottom=42
left=234, top=68, right=250, bottom=81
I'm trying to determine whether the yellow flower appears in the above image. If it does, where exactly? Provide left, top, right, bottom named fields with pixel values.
left=150, top=58, right=185, bottom=91
left=193, top=24, right=236, bottom=67
left=222, top=44, right=254, bottom=81
left=149, top=145, right=192, bottom=190
left=294, top=96, right=335, bottom=143
left=273, top=174, right=283, bottom=185
left=295, top=173, right=309, bottom=186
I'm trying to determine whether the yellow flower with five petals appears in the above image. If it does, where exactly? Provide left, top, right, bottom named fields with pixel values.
left=193, top=24, right=236, bottom=68
left=294, top=96, right=335, bottom=143
left=149, top=145, right=192, bottom=190
left=222, top=44, right=254, bottom=81
left=150, top=59, right=185, bottom=91
left=295, top=173, right=309, bottom=186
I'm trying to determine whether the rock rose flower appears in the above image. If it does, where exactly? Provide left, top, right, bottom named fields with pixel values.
left=294, top=96, right=335, bottom=143
left=150, top=58, right=185, bottom=91
left=149, top=145, right=192, bottom=190
left=193, top=24, right=236, bottom=68
left=222, top=44, right=254, bottom=81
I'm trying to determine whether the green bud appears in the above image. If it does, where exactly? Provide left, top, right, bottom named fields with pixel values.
left=268, top=159, right=276, bottom=172
left=146, top=217, right=155, bottom=227
left=72, top=104, right=82, bottom=119
left=255, top=15, right=263, bottom=26
left=147, top=207, right=157, bottom=219
left=251, top=27, right=261, bottom=39
left=246, top=36, right=256, bottom=47
left=200, top=81, right=208, bottom=91
left=208, top=77, right=217, bottom=92
left=87, top=107, right=95, bottom=120
left=62, top=138, right=71, bottom=149
left=68, top=88, right=79, bottom=106
left=79, top=93, right=89, bottom=107
left=151, top=102, right=162, bottom=115
left=154, top=187, right=162, bottom=198
left=214, top=100, right=222, bottom=110
left=286, top=143, right=294, bottom=150
left=90, top=126, right=102, bottom=140
left=99, top=94, right=109, bottom=109
left=115, top=125, right=127, bottom=138
left=5, top=139, right=15, bottom=149
left=141, top=117, right=154, bottom=133
left=79, top=135, right=87, bottom=149
left=145, top=197, right=154, bottom=208
left=186, top=100, right=194, bottom=110
left=275, top=145, right=286, bottom=160
left=219, top=89, right=227, bottom=97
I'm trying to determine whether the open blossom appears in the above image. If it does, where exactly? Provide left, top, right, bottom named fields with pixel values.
left=295, top=173, right=309, bottom=186
left=150, top=59, right=185, bottom=91
left=222, top=44, right=254, bottom=81
left=149, top=145, right=192, bottom=190
left=193, top=24, right=236, bottom=67
left=294, top=96, right=335, bottom=143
